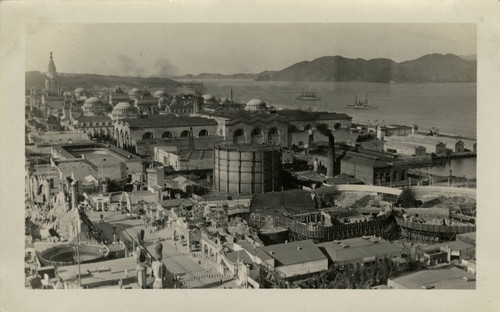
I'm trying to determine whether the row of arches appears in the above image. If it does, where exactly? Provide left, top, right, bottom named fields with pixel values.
left=116, top=129, right=131, bottom=149
left=143, top=129, right=209, bottom=140
left=233, top=127, right=280, bottom=145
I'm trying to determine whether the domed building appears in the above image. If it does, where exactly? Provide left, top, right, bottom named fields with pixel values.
left=128, top=88, right=143, bottom=99
left=74, top=87, right=85, bottom=95
left=154, top=90, right=168, bottom=98
left=245, top=99, right=267, bottom=112
left=112, top=101, right=139, bottom=121
left=83, top=97, right=107, bottom=117
left=202, top=94, right=216, bottom=104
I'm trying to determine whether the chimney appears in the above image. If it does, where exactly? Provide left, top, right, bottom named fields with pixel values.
left=327, top=134, right=335, bottom=178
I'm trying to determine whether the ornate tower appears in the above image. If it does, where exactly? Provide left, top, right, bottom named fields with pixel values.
left=45, top=52, right=60, bottom=96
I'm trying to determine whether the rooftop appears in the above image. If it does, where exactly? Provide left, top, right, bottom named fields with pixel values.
left=275, top=110, right=352, bottom=122
left=75, top=116, right=112, bottom=123
left=260, top=240, right=327, bottom=266
left=341, top=151, right=393, bottom=169
left=119, top=115, right=217, bottom=128
left=250, top=189, right=317, bottom=216
left=317, top=237, right=404, bottom=264
left=388, top=267, right=475, bottom=289
left=198, top=109, right=285, bottom=121
left=30, top=131, right=91, bottom=144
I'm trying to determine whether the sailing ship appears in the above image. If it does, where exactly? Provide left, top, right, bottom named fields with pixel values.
left=296, top=90, right=320, bottom=101
left=346, top=94, right=377, bottom=109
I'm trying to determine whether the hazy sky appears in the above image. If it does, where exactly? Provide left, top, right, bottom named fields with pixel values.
left=26, top=23, right=476, bottom=77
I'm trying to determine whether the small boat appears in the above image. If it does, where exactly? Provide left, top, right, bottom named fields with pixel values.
left=296, top=90, right=320, bottom=101
left=346, top=94, right=377, bottom=109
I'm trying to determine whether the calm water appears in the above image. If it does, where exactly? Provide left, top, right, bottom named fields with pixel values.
left=192, top=79, right=477, bottom=139
left=428, top=158, right=477, bottom=179
left=189, top=79, right=477, bottom=178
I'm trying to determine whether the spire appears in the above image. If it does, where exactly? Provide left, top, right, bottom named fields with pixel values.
left=48, top=52, right=57, bottom=75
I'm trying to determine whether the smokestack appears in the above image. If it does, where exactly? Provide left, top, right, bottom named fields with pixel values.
left=327, top=134, right=335, bottom=178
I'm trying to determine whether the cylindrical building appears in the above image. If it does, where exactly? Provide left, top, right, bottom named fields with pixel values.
left=214, top=143, right=281, bottom=194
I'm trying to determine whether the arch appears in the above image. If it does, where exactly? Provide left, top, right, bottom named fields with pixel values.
left=268, top=127, right=280, bottom=145
left=304, top=124, right=312, bottom=131
left=124, top=132, right=130, bottom=147
left=142, top=132, right=153, bottom=140
left=119, top=130, right=125, bottom=148
left=401, top=170, right=406, bottom=180
left=334, top=123, right=342, bottom=130
left=115, top=128, right=120, bottom=146
left=198, top=129, right=209, bottom=137
left=233, top=128, right=246, bottom=144
left=162, top=131, right=173, bottom=139
left=251, top=128, right=264, bottom=144
left=180, top=130, right=190, bottom=138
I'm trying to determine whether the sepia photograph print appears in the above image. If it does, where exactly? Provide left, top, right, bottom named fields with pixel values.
left=24, top=23, right=478, bottom=290
left=1, top=1, right=500, bottom=312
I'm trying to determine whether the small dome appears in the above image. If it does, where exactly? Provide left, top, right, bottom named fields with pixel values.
left=74, top=87, right=85, bottom=93
left=114, top=102, right=133, bottom=110
left=154, top=90, right=167, bottom=98
left=202, top=94, right=215, bottom=101
left=85, top=97, right=100, bottom=104
left=246, top=99, right=264, bottom=106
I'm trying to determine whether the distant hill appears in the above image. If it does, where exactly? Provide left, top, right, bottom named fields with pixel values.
left=459, top=54, right=477, bottom=62
left=255, top=54, right=476, bottom=83
left=25, top=71, right=182, bottom=91
left=175, top=73, right=258, bottom=80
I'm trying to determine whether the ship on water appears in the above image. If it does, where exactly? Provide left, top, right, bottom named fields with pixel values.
left=346, top=94, right=377, bottom=109
left=296, top=90, right=320, bottom=101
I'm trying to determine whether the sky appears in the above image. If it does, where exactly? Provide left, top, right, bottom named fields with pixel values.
left=26, top=23, right=476, bottom=77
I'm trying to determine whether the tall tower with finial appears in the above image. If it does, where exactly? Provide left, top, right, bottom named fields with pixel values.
left=45, top=52, right=60, bottom=96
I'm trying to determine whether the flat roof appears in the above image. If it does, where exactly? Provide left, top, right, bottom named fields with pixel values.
left=317, top=237, right=403, bottom=263
left=57, top=257, right=137, bottom=286
left=250, top=189, right=317, bottom=216
left=342, top=153, right=393, bottom=169
left=260, top=240, right=327, bottom=266
left=56, top=160, right=98, bottom=179
left=389, top=267, right=475, bottom=289
left=421, top=240, right=474, bottom=252
left=457, top=232, right=476, bottom=242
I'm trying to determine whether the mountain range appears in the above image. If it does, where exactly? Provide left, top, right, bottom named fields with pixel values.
left=177, top=54, right=476, bottom=83
left=25, top=72, right=181, bottom=91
